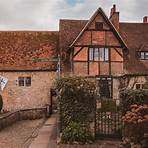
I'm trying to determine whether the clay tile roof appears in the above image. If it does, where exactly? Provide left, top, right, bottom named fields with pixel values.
left=59, top=19, right=88, bottom=49
left=0, top=31, right=59, bottom=71
left=119, top=23, right=148, bottom=50
left=119, top=23, right=148, bottom=74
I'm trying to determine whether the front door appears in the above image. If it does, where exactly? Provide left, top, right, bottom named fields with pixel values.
left=97, top=77, right=112, bottom=99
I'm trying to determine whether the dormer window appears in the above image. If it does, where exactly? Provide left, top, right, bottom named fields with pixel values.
left=95, top=22, right=104, bottom=30
left=137, top=51, right=148, bottom=60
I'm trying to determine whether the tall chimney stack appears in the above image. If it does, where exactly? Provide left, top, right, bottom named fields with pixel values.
left=110, top=4, right=119, bottom=31
left=143, top=16, right=148, bottom=23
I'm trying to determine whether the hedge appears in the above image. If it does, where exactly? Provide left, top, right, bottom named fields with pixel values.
left=55, top=77, right=97, bottom=143
left=120, top=89, right=148, bottom=114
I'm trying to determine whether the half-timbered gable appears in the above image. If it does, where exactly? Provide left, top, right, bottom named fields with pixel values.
left=70, top=8, right=127, bottom=77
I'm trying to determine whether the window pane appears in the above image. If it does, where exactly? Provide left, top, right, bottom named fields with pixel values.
left=95, top=22, right=103, bottom=30
left=136, top=84, right=141, bottom=89
left=99, top=48, right=104, bottom=61
left=145, top=52, right=148, bottom=59
left=89, top=48, right=94, bottom=61
left=99, top=79, right=111, bottom=98
left=94, top=48, right=99, bottom=61
left=140, top=52, right=145, bottom=59
left=18, top=77, right=24, bottom=86
left=105, top=48, right=109, bottom=61
left=25, top=77, right=31, bottom=87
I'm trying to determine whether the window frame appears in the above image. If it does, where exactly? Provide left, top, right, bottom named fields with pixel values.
left=135, top=83, right=144, bottom=89
left=97, top=77, right=112, bottom=99
left=89, top=47, right=109, bottom=62
left=137, top=51, right=148, bottom=60
left=95, top=22, right=104, bottom=30
left=18, top=76, right=31, bottom=87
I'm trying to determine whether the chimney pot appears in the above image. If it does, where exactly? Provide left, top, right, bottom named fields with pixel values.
left=113, top=4, right=116, bottom=12
left=143, top=16, right=148, bottom=23
left=110, top=4, right=116, bottom=16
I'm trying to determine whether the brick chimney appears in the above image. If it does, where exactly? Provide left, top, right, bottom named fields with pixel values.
left=143, top=16, right=148, bottom=23
left=110, top=4, right=119, bottom=31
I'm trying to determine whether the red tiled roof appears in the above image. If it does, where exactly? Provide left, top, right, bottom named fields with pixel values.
left=119, top=23, right=148, bottom=74
left=59, top=19, right=88, bottom=49
left=0, top=31, right=59, bottom=71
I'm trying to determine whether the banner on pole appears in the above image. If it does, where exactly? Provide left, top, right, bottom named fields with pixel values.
left=0, top=76, right=8, bottom=91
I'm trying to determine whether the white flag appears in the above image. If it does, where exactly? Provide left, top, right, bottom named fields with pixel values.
left=0, top=76, right=8, bottom=91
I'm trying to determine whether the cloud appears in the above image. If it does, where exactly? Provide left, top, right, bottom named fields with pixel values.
left=0, top=0, right=147, bottom=30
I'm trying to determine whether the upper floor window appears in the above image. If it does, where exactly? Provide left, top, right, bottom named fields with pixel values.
left=89, top=47, right=109, bottom=61
left=137, top=51, right=148, bottom=60
left=95, top=22, right=104, bottom=30
left=18, top=77, right=31, bottom=87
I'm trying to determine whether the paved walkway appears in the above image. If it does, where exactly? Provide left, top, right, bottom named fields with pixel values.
left=0, top=119, right=44, bottom=148
left=29, top=113, right=57, bottom=148
left=28, top=113, right=121, bottom=148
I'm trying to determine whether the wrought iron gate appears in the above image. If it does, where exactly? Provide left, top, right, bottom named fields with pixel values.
left=95, top=110, right=123, bottom=138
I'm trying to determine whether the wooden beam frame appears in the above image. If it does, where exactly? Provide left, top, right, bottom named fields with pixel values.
left=73, top=47, right=84, bottom=57
left=113, top=47, right=123, bottom=58
left=74, top=45, right=123, bottom=48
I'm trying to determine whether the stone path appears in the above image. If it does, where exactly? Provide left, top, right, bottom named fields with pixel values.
left=27, top=113, right=121, bottom=148
left=29, top=113, right=57, bottom=148
left=0, top=119, right=44, bottom=148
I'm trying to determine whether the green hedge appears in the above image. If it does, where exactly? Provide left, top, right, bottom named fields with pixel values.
left=56, top=77, right=96, bottom=127
left=55, top=77, right=96, bottom=143
left=120, top=89, right=148, bottom=114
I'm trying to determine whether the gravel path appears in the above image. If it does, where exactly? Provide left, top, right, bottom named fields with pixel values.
left=0, top=119, right=44, bottom=148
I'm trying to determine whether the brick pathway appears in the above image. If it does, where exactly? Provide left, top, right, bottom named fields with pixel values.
left=0, top=119, right=44, bottom=148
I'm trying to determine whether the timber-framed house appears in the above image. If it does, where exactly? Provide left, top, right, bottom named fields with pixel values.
left=60, top=5, right=148, bottom=100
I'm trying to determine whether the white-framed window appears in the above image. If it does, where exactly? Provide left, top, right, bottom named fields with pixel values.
left=18, top=77, right=31, bottom=87
left=137, top=51, right=148, bottom=60
left=89, top=47, right=109, bottom=61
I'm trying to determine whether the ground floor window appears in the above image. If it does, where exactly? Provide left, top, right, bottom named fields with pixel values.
left=97, top=77, right=112, bottom=99
left=135, top=83, right=144, bottom=89
left=18, top=77, right=31, bottom=87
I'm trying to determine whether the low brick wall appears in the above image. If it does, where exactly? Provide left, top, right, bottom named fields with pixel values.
left=0, top=105, right=51, bottom=130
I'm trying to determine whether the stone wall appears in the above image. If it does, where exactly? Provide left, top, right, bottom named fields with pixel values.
left=0, top=71, right=56, bottom=111
left=0, top=107, right=50, bottom=131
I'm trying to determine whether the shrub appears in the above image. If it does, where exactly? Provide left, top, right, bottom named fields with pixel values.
left=61, top=122, right=92, bottom=144
left=0, top=95, right=3, bottom=113
left=120, top=89, right=148, bottom=114
left=56, top=77, right=97, bottom=128
left=122, top=104, right=148, bottom=145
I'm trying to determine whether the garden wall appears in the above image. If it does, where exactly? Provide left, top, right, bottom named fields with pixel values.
left=0, top=105, right=51, bottom=130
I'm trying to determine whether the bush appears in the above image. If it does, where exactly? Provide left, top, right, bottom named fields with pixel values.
left=122, top=104, right=148, bottom=146
left=0, top=95, right=3, bottom=112
left=56, top=77, right=96, bottom=128
left=120, top=89, right=148, bottom=114
left=61, top=122, right=92, bottom=144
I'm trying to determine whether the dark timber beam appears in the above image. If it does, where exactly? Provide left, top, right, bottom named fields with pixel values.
left=74, top=45, right=123, bottom=48
left=113, top=47, right=123, bottom=58
left=73, top=47, right=84, bottom=57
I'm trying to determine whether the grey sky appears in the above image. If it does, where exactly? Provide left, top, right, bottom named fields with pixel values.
left=0, top=0, right=147, bottom=31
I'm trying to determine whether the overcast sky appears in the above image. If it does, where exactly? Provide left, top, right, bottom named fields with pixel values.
left=0, top=0, right=147, bottom=31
